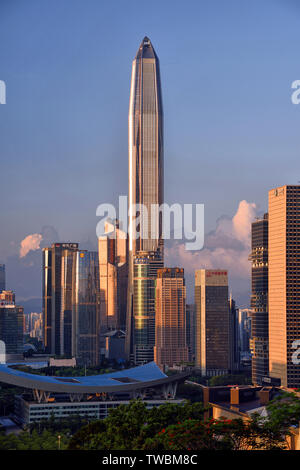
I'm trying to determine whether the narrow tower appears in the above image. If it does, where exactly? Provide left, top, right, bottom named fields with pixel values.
left=126, top=37, right=164, bottom=361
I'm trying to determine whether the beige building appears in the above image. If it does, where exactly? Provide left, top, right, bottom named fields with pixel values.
left=154, top=268, right=188, bottom=369
left=195, top=269, right=231, bottom=376
left=98, top=220, right=128, bottom=333
left=268, top=185, right=300, bottom=388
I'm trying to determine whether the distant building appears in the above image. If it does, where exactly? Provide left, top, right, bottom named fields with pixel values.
left=186, top=304, right=196, bottom=361
left=250, top=214, right=269, bottom=385
left=0, top=264, right=5, bottom=292
left=0, top=300, right=23, bottom=355
left=24, top=313, right=43, bottom=340
left=101, top=329, right=126, bottom=362
left=195, top=269, right=232, bottom=376
left=268, top=185, right=300, bottom=388
left=132, top=251, right=164, bottom=365
left=154, top=268, right=188, bottom=369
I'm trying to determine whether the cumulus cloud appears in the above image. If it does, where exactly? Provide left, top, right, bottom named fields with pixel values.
left=165, top=200, right=258, bottom=282
left=19, top=234, right=43, bottom=258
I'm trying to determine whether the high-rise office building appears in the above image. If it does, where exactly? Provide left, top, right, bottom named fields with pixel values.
left=73, top=251, right=100, bottom=367
left=0, top=299, right=23, bottom=355
left=154, top=268, right=188, bottom=369
left=250, top=213, right=269, bottom=385
left=268, top=185, right=300, bottom=388
left=229, top=296, right=239, bottom=372
left=98, top=220, right=128, bottom=334
left=186, top=304, right=196, bottom=361
left=0, top=264, right=5, bottom=292
left=126, top=37, right=164, bottom=359
left=132, top=251, right=164, bottom=365
left=42, top=243, right=79, bottom=355
left=195, top=269, right=231, bottom=376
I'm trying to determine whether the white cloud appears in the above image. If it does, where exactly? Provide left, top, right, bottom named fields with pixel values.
left=20, top=234, right=43, bottom=258
left=165, top=200, right=258, bottom=281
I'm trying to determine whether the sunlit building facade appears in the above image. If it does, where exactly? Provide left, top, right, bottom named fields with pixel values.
left=126, top=37, right=164, bottom=360
left=268, top=185, right=300, bottom=388
left=154, top=268, right=188, bottom=369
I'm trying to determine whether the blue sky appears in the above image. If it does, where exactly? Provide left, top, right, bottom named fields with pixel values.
left=0, top=0, right=300, bottom=305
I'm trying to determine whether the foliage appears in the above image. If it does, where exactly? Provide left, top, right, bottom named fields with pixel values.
left=0, top=429, right=69, bottom=450
left=144, top=416, right=287, bottom=451
left=68, top=400, right=205, bottom=450
left=209, top=374, right=252, bottom=387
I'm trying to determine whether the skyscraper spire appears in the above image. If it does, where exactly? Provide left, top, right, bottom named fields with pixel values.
left=126, top=37, right=164, bottom=361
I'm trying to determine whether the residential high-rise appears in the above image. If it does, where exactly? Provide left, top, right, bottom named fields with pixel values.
left=268, top=185, right=300, bottom=388
left=0, top=264, right=5, bottom=292
left=250, top=214, right=269, bottom=385
left=126, top=37, right=164, bottom=360
left=42, top=243, right=78, bottom=354
left=98, top=220, right=128, bottom=334
left=154, top=268, right=188, bottom=369
left=195, top=270, right=231, bottom=376
left=132, top=251, right=164, bottom=365
left=73, top=251, right=100, bottom=367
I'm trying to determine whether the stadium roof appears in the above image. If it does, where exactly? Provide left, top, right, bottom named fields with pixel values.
left=0, top=361, right=188, bottom=393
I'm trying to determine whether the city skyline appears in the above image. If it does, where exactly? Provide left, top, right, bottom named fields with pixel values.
left=1, top=1, right=300, bottom=309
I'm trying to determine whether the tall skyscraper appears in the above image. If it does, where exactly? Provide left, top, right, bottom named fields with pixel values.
left=0, top=264, right=5, bottom=292
left=126, top=37, right=164, bottom=360
left=154, top=268, right=188, bottom=369
left=268, top=185, right=300, bottom=388
left=43, top=243, right=79, bottom=355
left=132, top=251, right=164, bottom=365
left=195, top=269, right=232, bottom=376
left=250, top=213, right=269, bottom=385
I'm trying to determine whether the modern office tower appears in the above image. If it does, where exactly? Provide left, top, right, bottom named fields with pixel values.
left=250, top=214, right=269, bottom=385
left=229, top=296, right=239, bottom=372
left=0, top=301, right=23, bottom=355
left=60, top=249, right=77, bottom=357
left=98, top=220, right=128, bottom=334
left=132, top=251, right=164, bottom=365
left=126, top=37, right=164, bottom=360
left=72, top=251, right=100, bottom=367
left=186, top=304, right=196, bottom=361
left=268, top=185, right=300, bottom=388
left=154, top=268, right=188, bottom=369
left=0, top=264, right=5, bottom=292
left=237, top=308, right=252, bottom=368
left=195, top=270, right=231, bottom=376
left=42, top=243, right=78, bottom=354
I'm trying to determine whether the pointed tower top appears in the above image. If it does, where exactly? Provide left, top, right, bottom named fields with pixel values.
left=135, top=36, right=158, bottom=60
